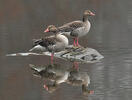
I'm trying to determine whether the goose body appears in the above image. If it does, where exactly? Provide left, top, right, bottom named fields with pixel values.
left=30, top=33, right=68, bottom=53
left=44, top=10, right=95, bottom=46
left=30, top=25, right=69, bottom=64
left=58, top=20, right=91, bottom=38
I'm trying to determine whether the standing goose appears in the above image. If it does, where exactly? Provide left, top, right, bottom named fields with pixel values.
left=30, top=25, right=69, bottom=64
left=44, top=10, right=95, bottom=46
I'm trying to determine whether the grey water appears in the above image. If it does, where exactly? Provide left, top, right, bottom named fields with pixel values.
left=0, top=0, right=132, bottom=100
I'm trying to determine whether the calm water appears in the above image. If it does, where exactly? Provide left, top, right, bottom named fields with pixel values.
left=0, top=0, right=132, bottom=100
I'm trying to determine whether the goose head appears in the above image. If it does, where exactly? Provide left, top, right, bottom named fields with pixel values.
left=83, top=10, right=95, bottom=22
left=84, top=10, right=95, bottom=16
left=44, top=25, right=58, bottom=33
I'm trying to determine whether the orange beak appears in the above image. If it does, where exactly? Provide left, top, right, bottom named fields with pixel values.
left=90, top=12, right=95, bottom=16
left=89, top=90, right=94, bottom=94
left=44, top=84, right=49, bottom=91
left=44, top=28, right=49, bottom=33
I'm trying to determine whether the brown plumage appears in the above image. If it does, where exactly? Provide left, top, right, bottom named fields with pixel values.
left=44, top=10, right=95, bottom=46
left=33, top=36, right=56, bottom=51
left=30, top=25, right=69, bottom=64
left=58, top=21, right=84, bottom=34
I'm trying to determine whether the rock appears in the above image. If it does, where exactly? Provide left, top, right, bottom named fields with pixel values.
left=6, top=45, right=104, bottom=63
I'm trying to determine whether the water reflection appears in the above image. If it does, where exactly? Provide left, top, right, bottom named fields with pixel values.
left=29, top=63, right=70, bottom=93
left=1, top=0, right=131, bottom=100
left=29, top=63, right=94, bottom=95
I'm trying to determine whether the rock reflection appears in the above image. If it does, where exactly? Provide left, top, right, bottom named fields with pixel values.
left=29, top=63, right=94, bottom=95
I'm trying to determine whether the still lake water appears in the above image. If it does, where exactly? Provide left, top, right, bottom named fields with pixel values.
left=0, top=0, right=132, bottom=100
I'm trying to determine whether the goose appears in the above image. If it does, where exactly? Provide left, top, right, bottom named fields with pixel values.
left=30, top=25, right=69, bottom=64
left=44, top=10, right=95, bottom=46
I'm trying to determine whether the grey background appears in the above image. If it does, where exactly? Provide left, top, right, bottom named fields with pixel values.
left=0, top=0, right=132, bottom=100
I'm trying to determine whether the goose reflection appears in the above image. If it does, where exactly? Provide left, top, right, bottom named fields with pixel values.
left=29, top=64, right=69, bottom=93
left=67, top=69, right=94, bottom=95
left=29, top=63, right=93, bottom=94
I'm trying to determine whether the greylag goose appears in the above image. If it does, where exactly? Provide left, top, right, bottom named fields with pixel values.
left=67, top=70, right=94, bottom=95
left=29, top=64, right=69, bottom=93
left=30, top=25, right=69, bottom=64
left=44, top=10, right=95, bottom=46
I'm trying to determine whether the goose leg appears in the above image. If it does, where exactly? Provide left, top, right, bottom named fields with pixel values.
left=43, top=79, right=48, bottom=91
left=73, top=38, right=76, bottom=46
left=43, top=84, right=49, bottom=91
left=76, top=38, right=80, bottom=47
left=51, top=53, right=54, bottom=64
left=73, top=62, right=79, bottom=70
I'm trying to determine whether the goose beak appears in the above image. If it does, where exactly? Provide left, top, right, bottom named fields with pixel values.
left=44, top=84, right=49, bottom=91
left=44, top=28, right=49, bottom=33
left=89, top=90, right=94, bottom=94
left=90, top=12, right=95, bottom=16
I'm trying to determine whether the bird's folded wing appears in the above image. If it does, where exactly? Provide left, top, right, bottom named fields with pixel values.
left=58, top=21, right=83, bottom=32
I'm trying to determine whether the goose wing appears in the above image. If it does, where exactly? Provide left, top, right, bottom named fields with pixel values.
left=33, top=35, right=57, bottom=47
left=58, top=21, right=83, bottom=32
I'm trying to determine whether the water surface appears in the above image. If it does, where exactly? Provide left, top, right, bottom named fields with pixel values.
left=0, top=0, right=132, bottom=100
